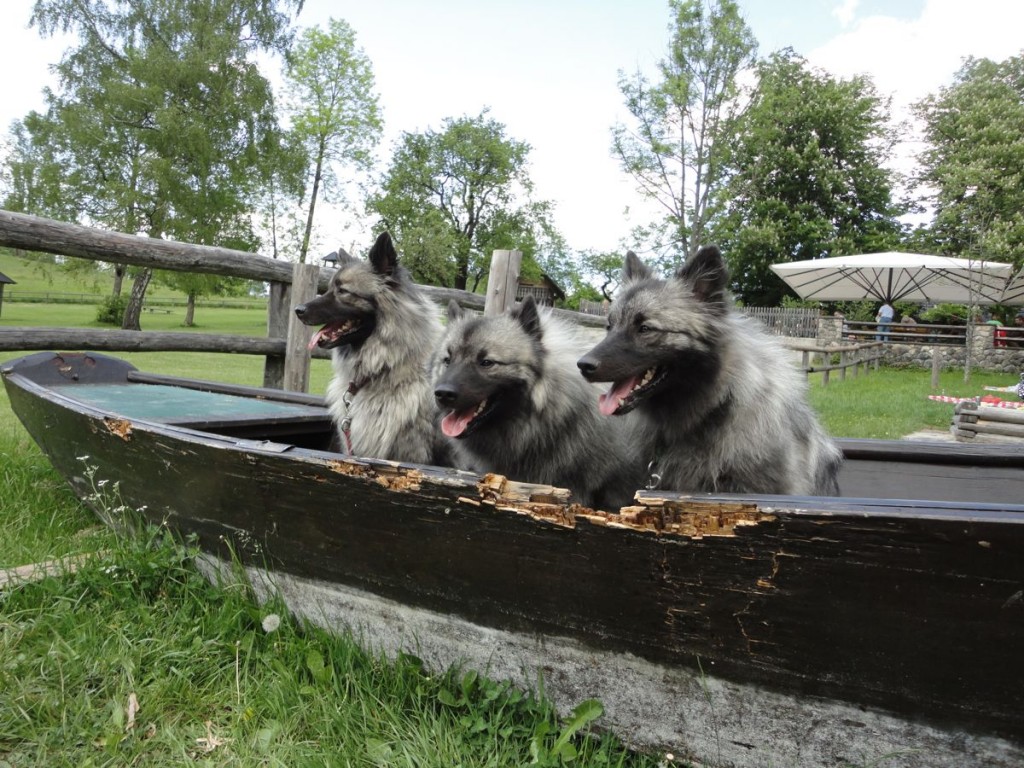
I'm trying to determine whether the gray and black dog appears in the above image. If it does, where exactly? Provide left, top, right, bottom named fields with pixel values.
left=577, top=246, right=842, bottom=496
left=294, top=231, right=447, bottom=465
left=433, top=296, right=645, bottom=510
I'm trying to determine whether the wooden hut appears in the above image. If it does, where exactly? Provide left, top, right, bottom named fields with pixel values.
left=515, top=273, right=565, bottom=307
left=0, top=271, right=15, bottom=319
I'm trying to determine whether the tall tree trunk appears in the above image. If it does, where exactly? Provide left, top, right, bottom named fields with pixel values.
left=121, top=268, right=152, bottom=330
left=184, top=292, right=196, bottom=327
left=455, top=253, right=469, bottom=291
left=112, top=264, right=126, bottom=296
left=299, top=139, right=327, bottom=264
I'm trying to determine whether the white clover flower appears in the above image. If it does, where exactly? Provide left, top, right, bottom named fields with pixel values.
left=261, top=614, right=281, bottom=633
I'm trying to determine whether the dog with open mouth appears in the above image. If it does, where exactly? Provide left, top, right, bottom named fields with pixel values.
left=577, top=245, right=842, bottom=496
left=294, top=231, right=448, bottom=465
left=433, top=296, right=645, bottom=510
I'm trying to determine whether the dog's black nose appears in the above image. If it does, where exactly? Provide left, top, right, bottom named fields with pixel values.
left=577, top=356, right=598, bottom=377
left=434, top=384, right=459, bottom=407
left=294, top=304, right=307, bottom=317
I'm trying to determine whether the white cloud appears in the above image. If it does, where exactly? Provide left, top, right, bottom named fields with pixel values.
left=832, top=0, right=860, bottom=28
left=809, top=0, right=1024, bottom=108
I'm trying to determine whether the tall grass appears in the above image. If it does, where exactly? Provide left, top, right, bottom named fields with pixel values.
left=1, top=518, right=658, bottom=766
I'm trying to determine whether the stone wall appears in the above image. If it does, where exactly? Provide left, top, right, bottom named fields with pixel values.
left=815, top=317, right=1024, bottom=374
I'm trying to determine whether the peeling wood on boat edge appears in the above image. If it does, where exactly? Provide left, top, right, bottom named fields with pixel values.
left=99, top=416, right=133, bottom=440
left=316, top=455, right=776, bottom=538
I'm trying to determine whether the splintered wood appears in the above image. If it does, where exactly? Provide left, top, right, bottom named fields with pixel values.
left=617, top=497, right=774, bottom=538
left=473, top=473, right=577, bottom=527
left=469, top=474, right=773, bottom=537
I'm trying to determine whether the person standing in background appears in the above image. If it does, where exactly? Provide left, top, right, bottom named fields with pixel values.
left=875, top=301, right=894, bottom=340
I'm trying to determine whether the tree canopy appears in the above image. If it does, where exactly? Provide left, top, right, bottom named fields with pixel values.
left=6, top=0, right=301, bottom=326
left=281, top=17, right=382, bottom=263
left=913, top=53, right=1024, bottom=270
left=611, top=0, right=756, bottom=265
left=367, top=111, right=563, bottom=292
left=714, top=50, right=904, bottom=305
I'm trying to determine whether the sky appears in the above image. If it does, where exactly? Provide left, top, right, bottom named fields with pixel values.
left=2, top=0, right=1023, bottom=259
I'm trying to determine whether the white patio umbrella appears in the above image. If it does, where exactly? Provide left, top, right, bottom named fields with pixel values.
left=770, top=252, right=1017, bottom=305
left=1001, top=266, right=1024, bottom=305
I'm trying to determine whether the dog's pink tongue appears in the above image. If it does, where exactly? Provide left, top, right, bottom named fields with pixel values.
left=441, top=409, right=476, bottom=437
left=307, top=328, right=326, bottom=351
left=598, top=376, right=641, bottom=416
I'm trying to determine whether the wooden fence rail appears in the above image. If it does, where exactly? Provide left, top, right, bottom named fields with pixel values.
left=785, top=340, right=884, bottom=385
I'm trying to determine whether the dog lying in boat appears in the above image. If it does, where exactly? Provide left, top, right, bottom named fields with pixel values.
left=294, top=232, right=448, bottom=465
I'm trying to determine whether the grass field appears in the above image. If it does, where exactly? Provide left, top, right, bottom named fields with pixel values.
left=1, top=250, right=190, bottom=302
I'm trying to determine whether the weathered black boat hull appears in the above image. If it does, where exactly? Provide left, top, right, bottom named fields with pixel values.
left=4, top=352, right=1024, bottom=768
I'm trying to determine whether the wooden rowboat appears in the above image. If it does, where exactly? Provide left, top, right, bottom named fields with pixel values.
left=4, top=351, right=1023, bottom=768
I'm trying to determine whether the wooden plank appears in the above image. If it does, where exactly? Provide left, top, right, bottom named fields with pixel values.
left=283, top=263, right=320, bottom=393
left=127, top=371, right=326, bottom=405
left=964, top=420, right=1024, bottom=438
left=0, top=551, right=108, bottom=589
left=0, top=209, right=292, bottom=283
left=0, top=328, right=283, bottom=354
left=483, top=249, right=522, bottom=316
left=975, top=405, right=1024, bottom=426
left=264, top=280, right=289, bottom=388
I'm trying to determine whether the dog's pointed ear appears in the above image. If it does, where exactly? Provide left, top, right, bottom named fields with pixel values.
left=368, top=231, right=398, bottom=277
left=513, top=295, right=543, bottom=340
left=621, top=251, right=652, bottom=284
left=447, top=299, right=465, bottom=322
left=336, top=247, right=353, bottom=265
left=676, top=245, right=729, bottom=305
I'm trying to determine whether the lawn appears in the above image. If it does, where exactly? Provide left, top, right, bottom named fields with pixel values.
left=807, top=365, right=1015, bottom=438
left=0, top=249, right=193, bottom=302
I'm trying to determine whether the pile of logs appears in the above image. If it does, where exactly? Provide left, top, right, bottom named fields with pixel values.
left=951, top=400, right=1024, bottom=441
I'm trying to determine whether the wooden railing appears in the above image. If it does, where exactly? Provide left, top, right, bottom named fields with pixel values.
left=0, top=210, right=601, bottom=392
left=743, top=306, right=820, bottom=339
left=785, top=339, right=884, bottom=385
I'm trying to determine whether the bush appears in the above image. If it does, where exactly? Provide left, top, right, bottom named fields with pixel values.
left=95, top=294, right=127, bottom=324
left=919, top=303, right=968, bottom=325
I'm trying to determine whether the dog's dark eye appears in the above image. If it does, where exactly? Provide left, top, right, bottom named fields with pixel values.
left=639, top=324, right=652, bottom=333
left=442, top=355, right=450, bottom=366
left=479, top=359, right=495, bottom=368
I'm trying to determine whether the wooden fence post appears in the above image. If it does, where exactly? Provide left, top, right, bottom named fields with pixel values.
left=264, top=280, right=289, bottom=389
left=283, top=263, right=321, bottom=393
left=484, top=249, right=522, bottom=316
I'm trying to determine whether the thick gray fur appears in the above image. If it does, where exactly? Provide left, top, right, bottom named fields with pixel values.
left=578, top=246, right=843, bottom=496
left=294, top=232, right=447, bottom=465
left=433, top=297, right=646, bottom=510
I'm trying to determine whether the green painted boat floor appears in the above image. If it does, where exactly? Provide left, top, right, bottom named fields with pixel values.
left=67, top=384, right=326, bottom=423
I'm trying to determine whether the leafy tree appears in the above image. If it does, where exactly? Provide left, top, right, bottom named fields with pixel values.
left=11, top=0, right=301, bottom=327
left=714, top=51, right=904, bottom=306
left=368, top=111, right=561, bottom=292
left=611, top=0, right=756, bottom=263
left=280, top=18, right=382, bottom=263
left=577, top=250, right=625, bottom=302
left=913, top=54, right=1024, bottom=271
